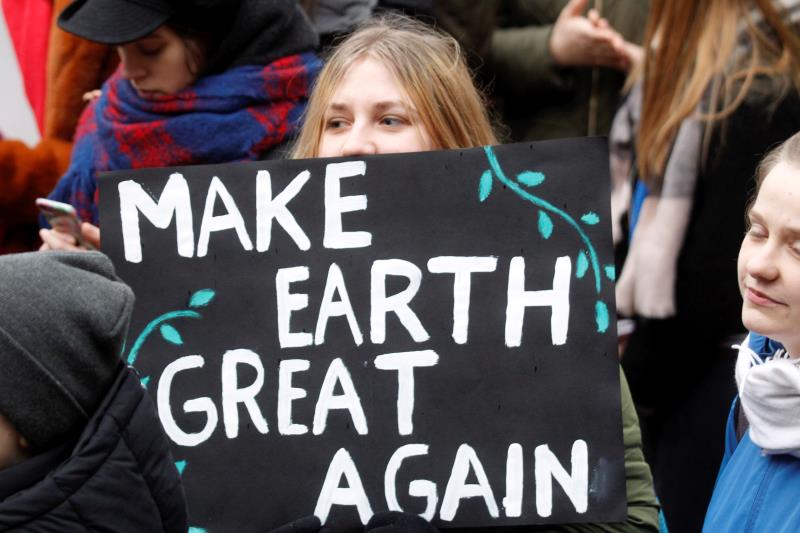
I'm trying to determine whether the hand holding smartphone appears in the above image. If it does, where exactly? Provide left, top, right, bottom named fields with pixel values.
left=36, top=198, right=91, bottom=248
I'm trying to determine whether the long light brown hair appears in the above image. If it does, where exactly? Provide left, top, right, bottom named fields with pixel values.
left=634, top=0, right=800, bottom=185
left=291, top=14, right=498, bottom=159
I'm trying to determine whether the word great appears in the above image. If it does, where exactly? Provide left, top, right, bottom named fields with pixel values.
left=156, top=349, right=441, bottom=445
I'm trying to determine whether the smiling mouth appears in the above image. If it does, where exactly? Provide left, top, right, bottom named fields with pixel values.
left=745, top=287, right=785, bottom=307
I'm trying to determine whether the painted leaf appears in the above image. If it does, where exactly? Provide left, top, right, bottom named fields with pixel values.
left=581, top=212, right=600, bottom=225
left=576, top=251, right=589, bottom=278
left=537, top=211, right=553, bottom=239
left=595, top=300, right=610, bottom=333
left=160, top=323, right=183, bottom=345
left=189, top=288, right=215, bottom=308
left=175, top=460, right=187, bottom=475
left=479, top=170, right=493, bottom=202
left=517, top=171, right=545, bottom=187
left=604, top=264, right=616, bottom=281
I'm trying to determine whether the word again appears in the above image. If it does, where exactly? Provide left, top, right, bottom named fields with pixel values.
left=314, top=440, right=589, bottom=524
left=157, top=349, right=440, bottom=446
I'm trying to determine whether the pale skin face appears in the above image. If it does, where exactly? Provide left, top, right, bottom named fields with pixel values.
left=738, top=161, right=800, bottom=355
left=317, top=56, right=432, bottom=158
left=0, top=412, right=30, bottom=470
left=39, top=26, right=202, bottom=251
left=117, top=25, right=201, bottom=98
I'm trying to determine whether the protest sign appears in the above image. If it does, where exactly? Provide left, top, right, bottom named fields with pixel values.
left=99, top=138, right=624, bottom=530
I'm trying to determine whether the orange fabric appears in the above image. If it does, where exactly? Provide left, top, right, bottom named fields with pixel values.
left=45, top=0, right=118, bottom=141
left=0, top=0, right=117, bottom=254
left=0, top=139, right=72, bottom=252
left=0, top=139, right=72, bottom=217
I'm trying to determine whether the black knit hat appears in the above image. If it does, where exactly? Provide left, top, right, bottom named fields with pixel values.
left=0, top=252, right=134, bottom=450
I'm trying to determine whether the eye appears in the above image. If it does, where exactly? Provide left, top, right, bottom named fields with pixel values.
left=789, top=239, right=800, bottom=256
left=746, top=222, right=767, bottom=239
left=324, top=117, right=348, bottom=130
left=138, top=43, right=163, bottom=56
left=380, top=115, right=406, bottom=127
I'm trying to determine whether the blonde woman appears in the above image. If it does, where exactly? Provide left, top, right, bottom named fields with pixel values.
left=293, top=14, right=659, bottom=532
left=609, top=0, right=800, bottom=530
left=703, top=131, right=800, bottom=532
left=291, top=15, right=498, bottom=158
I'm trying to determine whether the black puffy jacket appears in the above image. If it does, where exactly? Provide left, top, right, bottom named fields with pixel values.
left=0, top=365, right=187, bottom=532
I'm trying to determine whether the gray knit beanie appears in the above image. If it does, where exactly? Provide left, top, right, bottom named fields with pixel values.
left=0, top=251, right=134, bottom=450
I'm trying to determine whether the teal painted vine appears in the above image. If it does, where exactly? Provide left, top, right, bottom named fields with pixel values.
left=478, top=146, right=614, bottom=333
left=124, top=289, right=216, bottom=533
left=125, top=288, right=216, bottom=373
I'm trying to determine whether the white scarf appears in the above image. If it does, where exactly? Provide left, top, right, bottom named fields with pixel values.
left=609, top=83, right=701, bottom=318
left=735, top=334, right=800, bottom=457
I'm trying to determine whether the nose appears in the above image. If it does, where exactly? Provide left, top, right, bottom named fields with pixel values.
left=118, top=47, right=146, bottom=82
left=340, top=124, right=377, bottom=157
left=746, top=241, right=780, bottom=281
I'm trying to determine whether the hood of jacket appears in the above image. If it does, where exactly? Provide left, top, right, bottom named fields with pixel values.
left=0, top=365, right=187, bottom=532
left=203, top=0, right=319, bottom=75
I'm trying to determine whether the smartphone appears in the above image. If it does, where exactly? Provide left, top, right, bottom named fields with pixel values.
left=36, top=198, right=88, bottom=247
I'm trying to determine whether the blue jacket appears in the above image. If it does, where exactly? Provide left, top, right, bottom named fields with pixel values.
left=703, top=334, right=800, bottom=532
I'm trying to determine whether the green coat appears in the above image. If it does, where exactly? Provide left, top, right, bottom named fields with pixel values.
left=438, top=0, right=650, bottom=141
left=538, top=368, right=662, bottom=532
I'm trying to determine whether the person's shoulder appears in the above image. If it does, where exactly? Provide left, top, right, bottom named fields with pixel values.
left=705, top=434, right=800, bottom=532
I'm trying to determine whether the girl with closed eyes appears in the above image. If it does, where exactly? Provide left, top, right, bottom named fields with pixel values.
left=704, top=131, right=800, bottom=532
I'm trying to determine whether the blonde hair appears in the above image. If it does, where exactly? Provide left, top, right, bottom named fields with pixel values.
left=633, top=0, right=800, bottom=185
left=743, top=131, right=800, bottom=219
left=291, top=14, right=498, bottom=159
left=756, top=131, right=800, bottom=186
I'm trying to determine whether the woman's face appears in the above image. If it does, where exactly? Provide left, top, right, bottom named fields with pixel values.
left=117, top=25, right=201, bottom=98
left=0, top=413, right=28, bottom=470
left=738, top=161, right=800, bottom=354
left=317, top=56, right=432, bottom=158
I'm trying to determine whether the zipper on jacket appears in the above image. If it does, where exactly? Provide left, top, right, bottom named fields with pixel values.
left=744, top=458, right=777, bottom=533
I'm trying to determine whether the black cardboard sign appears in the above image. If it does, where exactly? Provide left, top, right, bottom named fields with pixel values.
left=99, top=139, right=624, bottom=531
